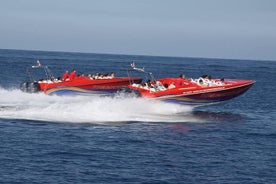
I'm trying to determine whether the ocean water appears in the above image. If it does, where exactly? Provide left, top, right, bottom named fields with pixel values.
left=0, top=49, right=275, bottom=183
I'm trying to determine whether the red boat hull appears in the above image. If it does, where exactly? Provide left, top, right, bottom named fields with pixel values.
left=20, top=63, right=143, bottom=95
left=128, top=79, right=255, bottom=105
left=38, top=77, right=142, bottom=95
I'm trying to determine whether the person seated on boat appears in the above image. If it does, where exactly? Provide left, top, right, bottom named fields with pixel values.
left=196, top=75, right=211, bottom=86
left=105, top=73, right=110, bottom=79
left=95, top=73, right=103, bottom=79
left=150, top=81, right=160, bottom=92
left=147, top=80, right=156, bottom=88
left=110, top=72, right=115, bottom=79
left=69, top=69, right=77, bottom=80
left=198, top=79, right=204, bottom=86
left=144, top=80, right=155, bottom=90
left=62, top=70, right=69, bottom=81
left=105, top=72, right=113, bottom=79
left=155, top=81, right=166, bottom=91
left=137, top=81, right=147, bottom=89
left=216, top=78, right=225, bottom=86
left=175, top=74, right=186, bottom=87
left=168, top=82, right=176, bottom=89
left=87, top=73, right=95, bottom=80
left=101, top=73, right=107, bottom=79
left=145, top=80, right=151, bottom=88
left=99, top=73, right=104, bottom=79
left=78, top=74, right=86, bottom=80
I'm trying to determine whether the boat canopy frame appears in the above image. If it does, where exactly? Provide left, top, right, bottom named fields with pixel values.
left=26, top=63, right=55, bottom=82
left=126, top=63, right=156, bottom=84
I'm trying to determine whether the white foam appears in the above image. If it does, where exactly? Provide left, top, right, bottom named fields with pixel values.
left=0, top=88, right=199, bottom=124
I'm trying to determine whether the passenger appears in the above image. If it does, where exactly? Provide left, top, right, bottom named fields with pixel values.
left=95, top=73, right=99, bottom=79
left=175, top=74, right=185, bottom=87
left=168, top=82, right=176, bottom=89
left=216, top=78, right=225, bottom=86
left=78, top=74, right=86, bottom=79
left=145, top=80, right=155, bottom=89
left=102, top=73, right=108, bottom=79
left=198, top=79, right=204, bottom=86
left=69, top=69, right=77, bottom=80
left=106, top=73, right=112, bottom=79
left=110, top=72, right=115, bottom=78
left=151, top=80, right=157, bottom=88
left=146, top=80, right=151, bottom=88
left=156, top=81, right=166, bottom=91
left=62, top=70, right=69, bottom=81
left=99, top=73, right=104, bottom=79
left=87, top=74, right=93, bottom=79
left=196, top=77, right=208, bottom=86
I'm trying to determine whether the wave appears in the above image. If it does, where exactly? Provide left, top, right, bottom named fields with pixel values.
left=0, top=88, right=198, bottom=124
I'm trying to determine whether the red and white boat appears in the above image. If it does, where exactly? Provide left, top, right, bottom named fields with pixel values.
left=121, top=65, right=255, bottom=106
left=20, top=61, right=142, bottom=95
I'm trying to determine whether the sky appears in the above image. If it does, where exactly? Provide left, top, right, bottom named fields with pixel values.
left=0, top=0, right=276, bottom=61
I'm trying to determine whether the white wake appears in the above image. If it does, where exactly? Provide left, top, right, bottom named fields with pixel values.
left=0, top=88, right=199, bottom=124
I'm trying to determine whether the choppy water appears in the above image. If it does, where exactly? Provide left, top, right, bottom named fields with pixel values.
left=0, top=49, right=275, bottom=183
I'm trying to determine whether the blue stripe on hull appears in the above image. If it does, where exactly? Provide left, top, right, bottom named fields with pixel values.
left=45, top=87, right=116, bottom=96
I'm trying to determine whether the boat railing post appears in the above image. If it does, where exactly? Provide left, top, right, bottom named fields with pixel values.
left=127, top=68, right=134, bottom=84
left=149, top=72, right=156, bottom=83
left=27, top=67, right=34, bottom=82
left=43, top=66, right=49, bottom=80
left=44, top=66, right=55, bottom=80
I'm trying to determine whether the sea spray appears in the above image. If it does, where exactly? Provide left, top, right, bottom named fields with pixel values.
left=0, top=88, right=199, bottom=123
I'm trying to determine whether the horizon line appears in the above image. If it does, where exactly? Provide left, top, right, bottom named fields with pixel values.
left=0, top=48, right=275, bottom=62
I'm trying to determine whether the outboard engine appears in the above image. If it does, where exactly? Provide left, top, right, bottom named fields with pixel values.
left=20, top=82, right=41, bottom=93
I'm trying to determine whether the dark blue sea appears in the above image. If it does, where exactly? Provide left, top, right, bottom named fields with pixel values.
left=0, top=49, right=275, bottom=184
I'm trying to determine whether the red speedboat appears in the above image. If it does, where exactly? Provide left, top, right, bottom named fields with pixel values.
left=122, top=65, right=255, bottom=106
left=20, top=61, right=142, bottom=95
